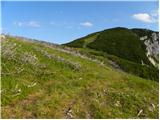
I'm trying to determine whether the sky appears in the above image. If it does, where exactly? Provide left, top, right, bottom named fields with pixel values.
left=1, top=1, right=159, bottom=44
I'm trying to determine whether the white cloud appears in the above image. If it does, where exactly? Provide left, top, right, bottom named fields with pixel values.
left=80, top=22, right=93, bottom=27
left=14, top=21, right=40, bottom=27
left=28, top=21, right=40, bottom=27
left=132, top=13, right=153, bottom=23
left=14, top=22, right=23, bottom=27
left=132, top=11, right=158, bottom=23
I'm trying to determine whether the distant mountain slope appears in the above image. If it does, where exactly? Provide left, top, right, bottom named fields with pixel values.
left=65, top=27, right=159, bottom=67
left=87, top=27, right=151, bottom=65
left=1, top=35, right=158, bottom=118
left=64, top=27, right=159, bottom=81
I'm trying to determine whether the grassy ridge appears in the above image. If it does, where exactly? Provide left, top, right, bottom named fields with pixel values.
left=1, top=36, right=159, bottom=118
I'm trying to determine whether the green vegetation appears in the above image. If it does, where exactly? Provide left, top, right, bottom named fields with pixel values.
left=131, top=28, right=159, bottom=41
left=1, top=36, right=159, bottom=118
left=65, top=27, right=158, bottom=81
left=106, top=55, right=159, bottom=81
left=64, top=32, right=99, bottom=48
left=71, top=48, right=159, bottom=81
left=87, top=27, right=150, bottom=65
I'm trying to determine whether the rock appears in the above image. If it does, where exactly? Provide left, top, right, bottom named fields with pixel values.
left=18, top=89, right=21, bottom=93
left=27, top=82, right=37, bottom=88
left=66, top=108, right=74, bottom=119
left=140, top=36, right=148, bottom=41
left=137, top=109, right=143, bottom=117
left=149, top=103, right=155, bottom=112
left=151, top=103, right=155, bottom=109
left=115, top=101, right=121, bottom=107
left=103, top=89, right=108, bottom=95
left=142, top=32, right=159, bottom=66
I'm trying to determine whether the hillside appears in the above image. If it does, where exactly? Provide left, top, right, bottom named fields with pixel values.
left=1, top=35, right=159, bottom=118
left=64, top=27, right=159, bottom=81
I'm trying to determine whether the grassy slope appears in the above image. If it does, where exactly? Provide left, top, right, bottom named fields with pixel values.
left=1, top=37, right=159, bottom=118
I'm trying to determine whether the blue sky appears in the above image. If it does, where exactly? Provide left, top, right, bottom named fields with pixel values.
left=1, top=1, right=159, bottom=44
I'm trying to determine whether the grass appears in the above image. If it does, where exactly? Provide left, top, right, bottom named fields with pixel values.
left=69, top=47, right=158, bottom=81
left=1, top=36, right=159, bottom=118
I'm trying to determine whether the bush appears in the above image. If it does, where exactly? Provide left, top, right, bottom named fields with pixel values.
left=107, top=55, right=158, bottom=81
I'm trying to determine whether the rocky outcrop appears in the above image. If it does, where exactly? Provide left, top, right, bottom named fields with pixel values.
left=132, top=29, right=159, bottom=67
left=140, top=32, right=158, bottom=67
